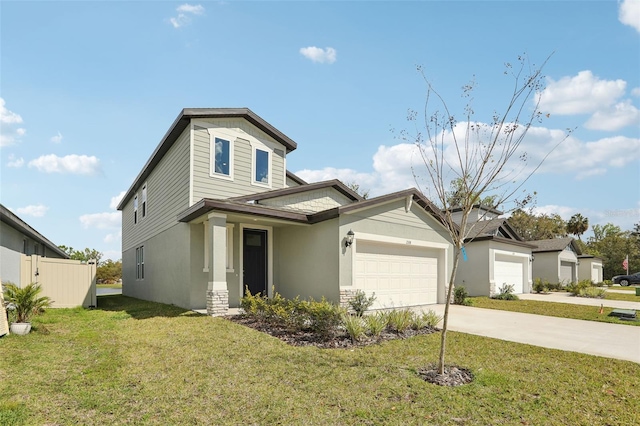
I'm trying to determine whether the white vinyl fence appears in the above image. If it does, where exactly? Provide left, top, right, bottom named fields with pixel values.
left=19, top=254, right=97, bottom=308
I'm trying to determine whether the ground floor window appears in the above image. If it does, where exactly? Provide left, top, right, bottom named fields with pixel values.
left=136, top=246, right=144, bottom=279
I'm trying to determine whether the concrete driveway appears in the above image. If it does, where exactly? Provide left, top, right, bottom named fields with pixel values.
left=424, top=303, right=640, bottom=364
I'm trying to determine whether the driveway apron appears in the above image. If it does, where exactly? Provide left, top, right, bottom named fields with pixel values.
left=425, top=304, right=640, bottom=364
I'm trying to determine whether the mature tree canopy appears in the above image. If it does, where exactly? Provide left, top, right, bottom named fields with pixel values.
left=508, top=209, right=567, bottom=241
left=585, top=223, right=640, bottom=278
left=58, top=246, right=103, bottom=266
left=446, top=177, right=498, bottom=210
left=96, top=259, right=122, bottom=283
left=345, top=182, right=370, bottom=199
left=566, top=213, right=589, bottom=240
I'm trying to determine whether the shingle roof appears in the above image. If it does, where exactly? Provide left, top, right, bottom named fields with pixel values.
left=530, top=237, right=581, bottom=254
left=0, top=204, right=69, bottom=258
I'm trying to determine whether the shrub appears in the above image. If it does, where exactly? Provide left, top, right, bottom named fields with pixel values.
left=364, top=312, right=387, bottom=337
left=348, top=290, right=376, bottom=316
left=453, top=286, right=471, bottom=305
left=302, top=297, right=344, bottom=337
left=532, top=278, right=549, bottom=294
left=492, top=284, right=519, bottom=301
left=342, top=314, right=367, bottom=342
left=566, top=280, right=592, bottom=296
left=386, top=309, right=414, bottom=333
left=577, top=286, right=606, bottom=299
left=419, top=310, right=443, bottom=328
left=546, top=282, right=563, bottom=291
left=3, top=282, right=52, bottom=323
left=603, top=280, right=613, bottom=287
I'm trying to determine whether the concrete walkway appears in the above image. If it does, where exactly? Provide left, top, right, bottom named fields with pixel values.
left=519, top=292, right=640, bottom=310
left=423, top=304, right=640, bottom=364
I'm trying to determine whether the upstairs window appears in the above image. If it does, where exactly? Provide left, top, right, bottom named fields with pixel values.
left=251, top=143, right=272, bottom=187
left=134, top=195, right=138, bottom=224
left=213, top=137, right=231, bottom=176
left=141, top=184, right=147, bottom=218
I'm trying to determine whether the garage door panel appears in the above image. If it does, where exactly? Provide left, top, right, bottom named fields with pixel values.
left=355, top=241, right=438, bottom=309
left=494, top=257, right=524, bottom=294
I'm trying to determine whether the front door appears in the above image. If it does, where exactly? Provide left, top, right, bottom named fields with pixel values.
left=243, top=229, right=268, bottom=296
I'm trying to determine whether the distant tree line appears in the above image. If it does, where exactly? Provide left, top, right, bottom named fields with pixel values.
left=508, top=211, right=639, bottom=279
left=58, top=245, right=122, bottom=283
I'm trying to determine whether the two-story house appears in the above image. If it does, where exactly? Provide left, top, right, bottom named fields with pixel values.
left=117, top=108, right=454, bottom=315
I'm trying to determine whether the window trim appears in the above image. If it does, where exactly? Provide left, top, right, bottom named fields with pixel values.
left=134, top=195, right=138, bottom=224
left=250, top=141, right=273, bottom=188
left=208, top=129, right=235, bottom=181
left=226, top=224, right=235, bottom=272
left=136, top=245, right=145, bottom=280
left=141, top=183, right=147, bottom=218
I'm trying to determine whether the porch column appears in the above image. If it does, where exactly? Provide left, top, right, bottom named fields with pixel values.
left=206, top=212, right=229, bottom=316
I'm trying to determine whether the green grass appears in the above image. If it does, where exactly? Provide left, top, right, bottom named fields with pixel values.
left=608, top=286, right=638, bottom=292
left=470, top=297, right=640, bottom=326
left=605, top=292, right=640, bottom=302
left=2, top=295, right=639, bottom=425
left=96, top=283, right=122, bottom=289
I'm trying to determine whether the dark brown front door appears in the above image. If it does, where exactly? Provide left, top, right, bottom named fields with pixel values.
left=243, top=229, right=268, bottom=296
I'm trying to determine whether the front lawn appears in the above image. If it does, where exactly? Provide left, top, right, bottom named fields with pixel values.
left=605, top=292, right=640, bottom=302
left=470, top=297, right=640, bottom=326
left=96, top=283, right=122, bottom=289
left=2, top=295, right=639, bottom=425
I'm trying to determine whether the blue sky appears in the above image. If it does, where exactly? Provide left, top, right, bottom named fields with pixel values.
left=1, top=0, right=639, bottom=261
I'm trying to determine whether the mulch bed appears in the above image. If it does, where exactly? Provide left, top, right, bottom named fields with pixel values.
left=226, top=314, right=439, bottom=349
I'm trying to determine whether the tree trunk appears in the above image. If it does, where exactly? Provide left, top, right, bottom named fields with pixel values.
left=437, top=244, right=462, bottom=374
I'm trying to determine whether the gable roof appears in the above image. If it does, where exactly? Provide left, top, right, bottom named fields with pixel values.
left=531, top=237, right=582, bottom=255
left=177, top=186, right=450, bottom=230
left=229, top=179, right=362, bottom=203
left=0, top=204, right=69, bottom=258
left=463, top=218, right=535, bottom=248
left=285, top=171, right=307, bottom=186
left=449, top=204, right=503, bottom=216
left=117, top=108, right=298, bottom=211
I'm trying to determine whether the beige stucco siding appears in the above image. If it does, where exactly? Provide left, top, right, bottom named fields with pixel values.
left=260, top=188, right=353, bottom=212
left=191, top=119, right=286, bottom=202
left=275, top=220, right=340, bottom=303
left=532, top=250, right=578, bottom=284
left=122, top=128, right=191, bottom=252
left=455, top=241, right=491, bottom=296
left=123, top=223, right=193, bottom=309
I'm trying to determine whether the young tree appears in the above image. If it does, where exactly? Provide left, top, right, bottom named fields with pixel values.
left=566, top=213, right=589, bottom=241
left=403, top=54, right=570, bottom=378
left=345, top=181, right=370, bottom=199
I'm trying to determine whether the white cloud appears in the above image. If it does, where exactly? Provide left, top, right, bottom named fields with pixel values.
left=177, top=4, right=204, bottom=14
left=0, top=98, right=26, bottom=147
left=632, top=87, right=640, bottom=97
left=299, top=46, right=337, bottom=64
left=104, top=230, right=122, bottom=244
left=297, top=123, right=640, bottom=198
left=531, top=204, right=577, bottom=220
left=16, top=204, right=49, bottom=217
left=103, top=250, right=122, bottom=262
left=109, top=191, right=126, bottom=210
left=50, top=131, right=63, bottom=143
left=79, top=212, right=121, bottom=230
left=619, top=0, right=640, bottom=32
left=584, top=100, right=640, bottom=131
left=28, top=154, right=101, bottom=175
left=0, top=98, right=23, bottom=124
left=170, top=3, right=205, bottom=28
left=538, top=71, right=626, bottom=115
left=7, top=154, right=24, bottom=168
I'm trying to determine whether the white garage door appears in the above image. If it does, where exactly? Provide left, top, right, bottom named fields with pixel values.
left=560, top=261, right=574, bottom=283
left=494, top=256, right=524, bottom=294
left=354, top=241, right=438, bottom=309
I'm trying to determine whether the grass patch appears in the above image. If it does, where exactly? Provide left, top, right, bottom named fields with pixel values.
left=470, top=297, right=640, bottom=326
left=2, top=295, right=639, bottom=425
left=605, top=292, right=640, bottom=302
left=96, top=283, right=122, bottom=289
left=610, top=286, right=638, bottom=292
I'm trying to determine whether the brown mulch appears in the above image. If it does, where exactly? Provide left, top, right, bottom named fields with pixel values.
left=226, top=314, right=440, bottom=349
left=417, top=364, right=474, bottom=386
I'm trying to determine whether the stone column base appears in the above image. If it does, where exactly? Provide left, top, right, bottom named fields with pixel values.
left=339, top=288, right=359, bottom=311
left=207, top=289, right=229, bottom=317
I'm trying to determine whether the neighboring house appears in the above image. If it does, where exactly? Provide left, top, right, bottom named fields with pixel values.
left=530, top=237, right=581, bottom=284
left=578, top=255, right=604, bottom=283
left=1, top=204, right=97, bottom=308
left=454, top=206, right=535, bottom=296
left=117, top=108, right=455, bottom=315
left=0, top=203, right=69, bottom=284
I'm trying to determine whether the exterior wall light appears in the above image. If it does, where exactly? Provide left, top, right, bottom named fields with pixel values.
left=530, top=254, right=535, bottom=262
left=345, top=230, right=355, bottom=248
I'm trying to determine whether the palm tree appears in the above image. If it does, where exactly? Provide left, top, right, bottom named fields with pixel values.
left=566, top=213, right=589, bottom=241
left=3, top=282, right=52, bottom=323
